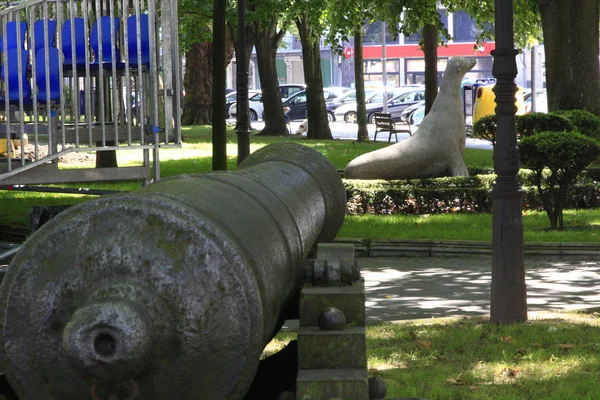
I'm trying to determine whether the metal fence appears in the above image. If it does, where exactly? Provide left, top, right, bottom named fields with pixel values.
left=0, top=0, right=181, bottom=186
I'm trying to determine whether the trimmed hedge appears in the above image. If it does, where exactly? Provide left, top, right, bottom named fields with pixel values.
left=516, top=113, right=575, bottom=138
left=471, top=110, right=600, bottom=146
left=344, top=173, right=600, bottom=215
left=554, top=109, right=600, bottom=141
left=583, top=167, right=600, bottom=181
left=519, top=131, right=600, bottom=229
left=471, top=114, right=497, bottom=147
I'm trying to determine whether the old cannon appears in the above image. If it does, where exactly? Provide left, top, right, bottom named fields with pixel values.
left=0, top=142, right=347, bottom=399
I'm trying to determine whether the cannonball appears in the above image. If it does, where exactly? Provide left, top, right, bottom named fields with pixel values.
left=317, top=307, right=346, bottom=330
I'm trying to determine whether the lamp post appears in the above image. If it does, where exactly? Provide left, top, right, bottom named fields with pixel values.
left=490, top=0, right=527, bottom=323
left=236, top=0, right=251, bottom=165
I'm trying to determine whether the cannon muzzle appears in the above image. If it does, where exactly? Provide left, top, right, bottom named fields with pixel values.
left=0, top=142, right=346, bottom=399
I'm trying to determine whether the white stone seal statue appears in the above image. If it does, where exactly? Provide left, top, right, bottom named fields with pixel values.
left=344, top=56, right=477, bottom=180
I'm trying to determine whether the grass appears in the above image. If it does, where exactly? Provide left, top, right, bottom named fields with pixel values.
left=57, top=125, right=493, bottom=174
left=339, top=209, right=600, bottom=243
left=1, top=125, right=598, bottom=243
left=265, top=309, right=600, bottom=400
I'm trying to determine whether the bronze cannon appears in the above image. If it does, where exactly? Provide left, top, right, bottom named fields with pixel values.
left=0, top=142, right=347, bottom=399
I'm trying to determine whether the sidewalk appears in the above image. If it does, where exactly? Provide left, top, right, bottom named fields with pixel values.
left=360, top=255, right=600, bottom=322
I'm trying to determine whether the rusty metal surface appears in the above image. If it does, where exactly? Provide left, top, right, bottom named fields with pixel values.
left=0, top=142, right=346, bottom=399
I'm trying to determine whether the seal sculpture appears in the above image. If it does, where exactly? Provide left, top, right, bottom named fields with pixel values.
left=344, top=56, right=477, bottom=180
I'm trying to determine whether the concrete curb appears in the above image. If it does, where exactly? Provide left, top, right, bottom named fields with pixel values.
left=335, top=238, right=600, bottom=258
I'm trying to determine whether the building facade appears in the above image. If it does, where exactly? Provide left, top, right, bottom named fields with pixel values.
left=227, top=9, right=544, bottom=91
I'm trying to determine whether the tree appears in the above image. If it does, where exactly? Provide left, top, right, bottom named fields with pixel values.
left=454, top=0, right=600, bottom=117
left=381, top=1, right=448, bottom=118
left=179, top=0, right=236, bottom=126
left=325, top=0, right=451, bottom=141
left=212, top=0, right=227, bottom=170
left=287, top=0, right=333, bottom=140
left=450, top=0, right=542, bottom=49
left=537, top=0, right=600, bottom=115
left=400, top=0, right=451, bottom=116
left=423, top=24, right=438, bottom=115
left=353, top=32, right=369, bottom=141
left=520, top=131, right=600, bottom=229
left=251, top=0, right=289, bottom=136
left=324, top=0, right=372, bottom=141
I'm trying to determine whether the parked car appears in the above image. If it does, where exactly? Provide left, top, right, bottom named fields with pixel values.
left=279, top=84, right=306, bottom=100
left=324, top=86, right=352, bottom=99
left=283, top=87, right=351, bottom=121
left=365, top=89, right=426, bottom=124
left=225, top=90, right=260, bottom=118
left=325, top=90, right=377, bottom=121
left=228, top=92, right=267, bottom=121
left=524, top=89, right=548, bottom=113
left=335, top=87, right=424, bottom=123
left=400, top=100, right=426, bottom=127
left=229, top=85, right=306, bottom=121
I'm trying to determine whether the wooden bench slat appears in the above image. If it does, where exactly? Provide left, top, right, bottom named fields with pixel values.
left=373, top=112, right=411, bottom=142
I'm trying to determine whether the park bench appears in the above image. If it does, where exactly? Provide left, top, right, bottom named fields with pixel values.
left=373, top=112, right=412, bottom=142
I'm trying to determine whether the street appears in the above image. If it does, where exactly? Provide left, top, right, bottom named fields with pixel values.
left=232, top=119, right=493, bottom=151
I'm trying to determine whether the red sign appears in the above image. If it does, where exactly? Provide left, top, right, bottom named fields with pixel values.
left=344, top=47, right=354, bottom=59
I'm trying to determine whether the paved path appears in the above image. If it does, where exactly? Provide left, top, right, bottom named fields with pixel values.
left=359, top=255, right=600, bottom=322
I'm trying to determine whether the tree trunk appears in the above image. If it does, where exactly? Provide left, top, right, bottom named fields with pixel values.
left=254, top=16, right=288, bottom=136
left=182, top=42, right=214, bottom=125
left=212, top=0, right=227, bottom=171
left=423, top=24, right=438, bottom=116
left=228, top=20, right=256, bottom=132
left=537, top=0, right=600, bottom=116
left=296, top=16, right=332, bottom=140
left=353, top=31, right=368, bottom=142
left=182, top=35, right=235, bottom=126
left=548, top=208, right=558, bottom=230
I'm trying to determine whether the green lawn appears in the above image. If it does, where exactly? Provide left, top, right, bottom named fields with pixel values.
left=267, top=309, right=600, bottom=400
left=339, top=209, right=600, bottom=243
left=53, top=125, right=493, bottom=174
left=2, top=125, right=597, bottom=244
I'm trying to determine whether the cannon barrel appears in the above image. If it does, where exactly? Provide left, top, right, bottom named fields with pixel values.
left=0, top=142, right=346, bottom=399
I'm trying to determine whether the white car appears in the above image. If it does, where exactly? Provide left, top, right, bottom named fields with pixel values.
left=524, top=90, right=548, bottom=113
left=225, top=90, right=260, bottom=118
left=230, top=85, right=306, bottom=121
left=334, top=87, right=423, bottom=123
left=229, top=92, right=266, bottom=121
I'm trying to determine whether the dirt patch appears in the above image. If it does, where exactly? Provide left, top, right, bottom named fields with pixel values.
left=18, top=144, right=96, bottom=165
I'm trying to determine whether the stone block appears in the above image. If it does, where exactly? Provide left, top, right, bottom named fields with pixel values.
left=296, top=368, right=369, bottom=400
left=299, top=282, right=366, bottom=327
left=298, top=327, right=367, bottom=369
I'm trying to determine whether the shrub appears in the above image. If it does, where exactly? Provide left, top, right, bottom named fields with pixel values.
left=343, top=173, right=600, bottom=216
left=583, top=167, right=600, bottom=181
left=519, top=131, right=600, bottom=230
left=554, top=109, right=600, bottom=141
left=471, top=114, right=497, bottom=146
left=471, top=113, right=576, bottom=147
left=516, top=112, right=575, bottom=138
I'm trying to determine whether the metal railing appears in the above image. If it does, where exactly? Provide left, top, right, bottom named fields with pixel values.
left=0, top=0, right=181, bottom=185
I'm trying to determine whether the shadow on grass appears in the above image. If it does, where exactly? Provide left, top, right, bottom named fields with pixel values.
left=367, top=314, right=600, bottom=399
